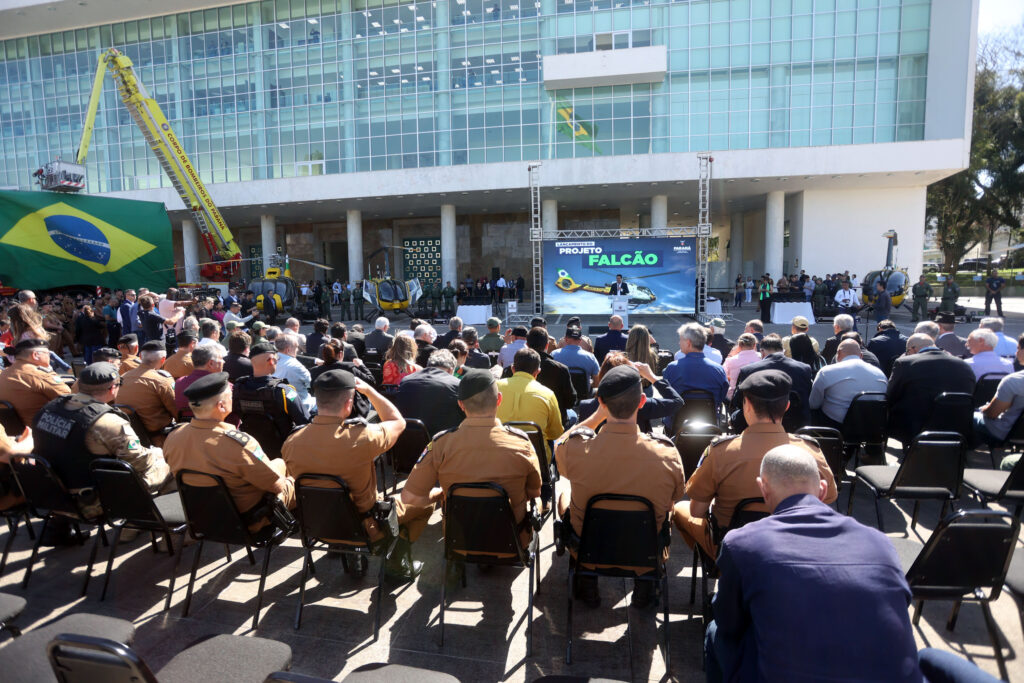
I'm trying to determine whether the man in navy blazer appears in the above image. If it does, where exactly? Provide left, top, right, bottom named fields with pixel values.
left=593, top=315, right=628, bottom=364
left=730, top=334, right=812, bottom=429
left=706, top=445, right=921, bottom=683
left=866, top=319, right=908, bottom=377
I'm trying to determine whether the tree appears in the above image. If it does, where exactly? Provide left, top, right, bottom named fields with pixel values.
left=927, top=32, right=1024, bottom=273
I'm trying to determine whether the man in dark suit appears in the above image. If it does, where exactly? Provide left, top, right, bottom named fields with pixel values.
left=593, top=315, right=628, bottom=364
left=612, top=274, right=629, bottom=296
left=435, top=316, right=463, bottom=350
left=363, top=316, right=395, bottom=361
left=731, top=334, right=812, bottom=430
left=461, top=327, right=492, bottom=370
left=708, top=317, right=735, bottom=360
left=413, top=323, right=438, bottom=367
left=706, top=445, right=920, bottom=683
left=392, top=349, right=464, bottom=437
left=934, top=312, right=969, bottom=358
left=821, top=313, right=855, bottom=363
left=840, top=331, right=882, bottom=371
left=887, top=333, right=976, bottom=446
left=866, top=319, right=907, bottom=376
left=526, top=326, right=576, bottom=425
left=347, top=323, right=367, bottom=358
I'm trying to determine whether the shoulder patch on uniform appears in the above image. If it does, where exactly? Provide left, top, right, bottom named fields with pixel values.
left=223, top=429, right=251, bottom=447
left=344, top=417, right=368, bottom=426
left=156, top=369, right=172, bottom=378
left=283, top=385, right=299, bottom=401
left=567, top=426, right=596, bottom=440
left=431, top=425, right=459, bottom=441
left=502, top=425, right=531, bottom=440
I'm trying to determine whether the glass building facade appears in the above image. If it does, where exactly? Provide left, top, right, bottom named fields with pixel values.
left=0, top=0, right=930, bottom=195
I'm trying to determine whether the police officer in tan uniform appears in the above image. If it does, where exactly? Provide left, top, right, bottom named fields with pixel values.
left=555, top=364, right=685, bottom=608
left=673, top=370, right=837, bottom=560
left=402, top=368, right=541, bottom=547
left=117, top=340, right=177, bottom=446
left=283, top=369, right=434, bottom=579
left=163, top=331, right=198, bottom=379
left=0, top=338, right=71, bottom=427
left=164, top=372, right=294, bottom=531
left=117, top=334, right=141, bottom=375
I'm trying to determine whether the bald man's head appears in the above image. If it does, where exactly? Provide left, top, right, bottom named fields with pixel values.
left=758, top=445, right=827, bottom=511
left=608, top=315, right=624, bottom=330
left=906, top=333, right=935, bottom=355
left=836, top=339, right=862, bottom=361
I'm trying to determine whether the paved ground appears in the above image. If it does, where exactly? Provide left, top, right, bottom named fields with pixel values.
left=2, top=297, right=1023, bottom=682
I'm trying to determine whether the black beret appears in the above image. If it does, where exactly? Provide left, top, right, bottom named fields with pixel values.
left=566, top=316, right=582, bottom=328
left=458, top=368, right=495, bottom=401
left=94, top=347, right=122, bottom=360
left=596, top=365, right=641, bottom=399
left=250, top=342, right=277, bottom=358
left=935, top=312, right=956, bottom=324
left=565, top=326, right=582, bottom=340
left=79, top=362, right=120, bottom=386
left=117, top=334, right=138, bottom=346
left=530, top=317, right=547, bottom=328
left=140, top=340, right=165, bottom=352
left=511, top=326, right=529, bottom=338
left=183, top=372, right=230, bottom=403
left=738, top=370, right=792, bottom=401
left=176, top=331, right=198, bottom=344
left=313, top=369, right=355, bottom=392
left=13, top=338, right=48, bottom=353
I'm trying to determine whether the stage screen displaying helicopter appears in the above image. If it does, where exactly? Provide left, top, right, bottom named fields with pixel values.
left=542, top=237, right=698, bottom=314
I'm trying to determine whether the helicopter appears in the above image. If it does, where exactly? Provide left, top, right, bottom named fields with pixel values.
left=361, top=246, right=423, bottom=319
left=861, top=230, right=910, bottom=308
left=553, top=268, right=680, bottom=308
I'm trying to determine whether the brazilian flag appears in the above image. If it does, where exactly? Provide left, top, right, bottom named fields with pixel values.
left=555, top=99, right=600, bottom=152
left=0, top=190, right=176, bottom=291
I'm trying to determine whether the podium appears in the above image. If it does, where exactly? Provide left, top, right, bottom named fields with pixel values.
left=611, top=296, right=629, bottom=327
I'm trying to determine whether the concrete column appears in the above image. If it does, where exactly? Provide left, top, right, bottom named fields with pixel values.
left=730, top=212, right=744, bottom=277
left=542, top=199, right=558, bottom=235
left=182, top=219, right=200, bottom=283
left=441, top=204, right=457, bottom=286
left=347, top=210, right=363, bottom=283
left=765, top=192, right=785, bottom=280
left=260, top=214, right=276, bottom=274
left=651, top=194, right=668, bottom=229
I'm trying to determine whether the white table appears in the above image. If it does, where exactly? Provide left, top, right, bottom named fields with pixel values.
left=705, top=298, right=722, bottom=316
left=456, top=305, right=491, bottom=326
left=770, top=301, right=815, bottom=325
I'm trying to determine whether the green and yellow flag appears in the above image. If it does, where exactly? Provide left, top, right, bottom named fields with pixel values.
left=0, top=190, right=175, bottom=291
left=555, top=99, right=600, bottom=152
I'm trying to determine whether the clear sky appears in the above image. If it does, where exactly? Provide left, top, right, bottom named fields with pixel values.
left=978, top=0, right=1024, bottom=36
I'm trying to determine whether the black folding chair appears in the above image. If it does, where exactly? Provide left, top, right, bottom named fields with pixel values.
left=10, top=454, right=107, bottom=595
left=46, top=632, right=292, bottom=683
left=441, top=483, right=539, bottom=656
left=112, top=404, right=154, bottom=448
left=0, top=400, right=24, bottom=436
left=847, top=431, right=965, bottom=532
left=568, top=368, right=590, bottom=405
left=796, top=426, right=846, bottom=499
left=175, top=469, right=290, bottom=630
left=840, top=391, right=887, bottom=465
left=925, top=392, right=974, bottom=442
left=386, top=419, right=431, bottom=494
left=974, top=373, right=1008, bottom=408
left=963, top=454, right=1024, bottom=519
left=0, top=464, right=34, bottom=579
left=566, top=494, right=670, bottom=671
left=904, top=510, right=1020, bottom=682
left=505, top=420, right=556, bottom=522
left=691, top=497, right=768, bottom=614
left=672, top=422, right=721, bottom=482
left=89, top=459, right=186, bottom=607
left=668, top=389, right=719, bottom=436
left=292, top=474, right=397, bottom=640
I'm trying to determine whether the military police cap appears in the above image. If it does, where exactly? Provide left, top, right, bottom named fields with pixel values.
left=183, top=371, right=230, bottom=403
left=225, top=320, right=239, bottom=330
left=176, top=331, right=198, bottom=344
left=458, top=368, right=496, bottom=401
left=140, top=340, right=165, bottom=352
left=313, top=369, right=356, bottom=392
left=710, top=318, right=726, bottom=329
left=486, top=317, right=501, bottom=328
left=94, top=347, right=122, bottom=361
left=596, top=365, right=641, bottom=399
left=565, top=326, right=583, bottom=340
left=250, top=342, right=277, bottom=358
left=251, top=320, right=267, bottom=331
left=738, top=369, right=792, bottom=400
left=13, top=338, right=48, bottom=353
left=936, top=311, right=956, bottom=324
left=79, top=362, right=120, bottom=387
left=118, top=333, right=138, bottom=346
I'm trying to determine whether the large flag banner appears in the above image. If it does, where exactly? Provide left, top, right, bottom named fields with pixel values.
left=543, top=237, right=698, bottom=314
left=0, top=190, right=175, bottom=291
left=555, top=99, right=600, bottom=152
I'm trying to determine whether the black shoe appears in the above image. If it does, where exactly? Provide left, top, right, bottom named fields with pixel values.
left=345, top=555, right=368, bottom=578
left=631, top=580, right=659, bottom=609
left=574, top=575, right=600, bottom=608
left=385, top=538, right=422, bottom=581
left=40, top=519, right=81, bottom=547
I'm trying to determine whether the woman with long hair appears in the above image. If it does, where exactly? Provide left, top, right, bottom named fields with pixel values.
left=382, top=334, right=421, bottom=386
left=8, top=303, right=47, bottom=344
left=625, top=324, right=659, bottom=371
left=789, top=333, right=826, bottom=377
left=448, top=339, right=469, bottom=378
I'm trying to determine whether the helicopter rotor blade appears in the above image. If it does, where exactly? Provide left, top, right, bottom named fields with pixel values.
left=590, top=268, right=681, bottom=281
left=287, top=257, right=334, bottom=271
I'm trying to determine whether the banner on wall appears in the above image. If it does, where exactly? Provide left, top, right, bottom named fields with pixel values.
left=543, top=237, right=698, bottom=315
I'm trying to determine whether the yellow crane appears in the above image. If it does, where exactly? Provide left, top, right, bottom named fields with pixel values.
left=34, top=48, right=242, bottom=280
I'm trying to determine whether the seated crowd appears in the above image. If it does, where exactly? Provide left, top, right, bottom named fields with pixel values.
left=0, top=292, right=1021, bottom=682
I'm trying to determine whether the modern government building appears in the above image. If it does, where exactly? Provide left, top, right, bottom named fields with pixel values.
left=0, top=0, right=978, bottom=294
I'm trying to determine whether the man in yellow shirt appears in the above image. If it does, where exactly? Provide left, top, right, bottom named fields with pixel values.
left=496, top=347, right=563, bottom=471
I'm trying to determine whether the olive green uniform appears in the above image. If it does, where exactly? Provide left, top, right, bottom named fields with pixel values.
left=911, top=281, right=933, bottom=322
left=441, top=286, right=456, bottom=314
left=353, top=284, right=364, bottom=320
left=319, top=286, right=332, bottom=320
left=812, top=282, right=828, bottom=312
left=940, top=280, right=960, bottom=313
left=480, top=331, right=504, bottom=353
left=431, top=282, right=443, bottom=317
left=338, top=286, right=351, bottom=320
